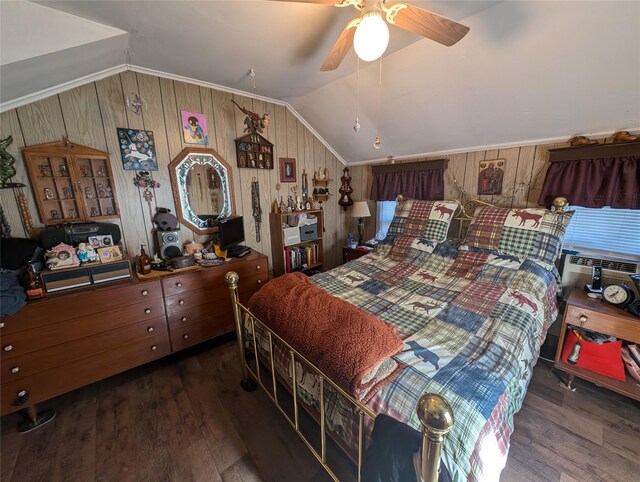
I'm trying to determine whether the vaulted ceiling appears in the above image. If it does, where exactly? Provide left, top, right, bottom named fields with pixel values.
left=1, top=1, right=639, bottom=164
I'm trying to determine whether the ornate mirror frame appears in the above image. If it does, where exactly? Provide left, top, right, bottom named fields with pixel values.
left=168, top=147, right=235, bottom=235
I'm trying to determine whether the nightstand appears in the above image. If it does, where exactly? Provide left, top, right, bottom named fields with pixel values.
left=342, top=247, right=371, bottom=264
left=554, top=288, right=640, bottom=400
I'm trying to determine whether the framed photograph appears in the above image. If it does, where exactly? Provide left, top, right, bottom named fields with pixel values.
left=280, top=157, right=296, bottom=183
left=117, top=128, right=158, bottom=171
left=44, top=243, right=80, bottom=270
left=88, top=235, right=114, bottom=248
left=478, top=159, right=505, bottom=195
left=181, top=111, right=209, bottom=145
left=97, top=246, right=123, bottom=264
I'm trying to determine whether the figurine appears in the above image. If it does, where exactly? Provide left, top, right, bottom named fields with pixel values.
left=96, top=166, right=106, bottom=177
left=50, top=209, right=59, bottom=220
left=306, top=202, right=311, bottom=210
left=231, top=100, right=270, bottom=134
left=279, top=196, right=287, bottom=214
left=105, top=207, right=115, bottom=215
left=97, top=183, right=106, bottom=198
left=85, top=187, right=94, bottom=199
left=59, top=164, right=68, bottom=176
left=90, top=207, right=100, bottom=217
left=272, top=200, right=279, bottom=214
left=39, top=164, right=52, bottom=176
left=104, top=185, right=112, bottom=198
left=68, top=208, right=77, bottom=218
left=63, top=187, right=73, bottom=199
left=44, top=188, right=54, bottom=200
left=287, top=195, right=295, bottom=212
left=77, top=242, right=90, bottom=263
left=80, top=165, right=91, bottom=177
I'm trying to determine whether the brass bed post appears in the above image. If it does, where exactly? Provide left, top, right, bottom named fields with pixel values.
left=417, top=393, right=454, bottom=482
left=225, top=271, right=257, bottom=392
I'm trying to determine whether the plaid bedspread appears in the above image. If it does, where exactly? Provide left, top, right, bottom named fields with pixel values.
left=311, top=235, right=559, bottom=482
left=245, top=234, right=559, bottom=482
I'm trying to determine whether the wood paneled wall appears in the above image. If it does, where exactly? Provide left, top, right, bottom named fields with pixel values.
left=0, top=72, right=348, bottom=271
left=348, top=135, right=622, bottom=240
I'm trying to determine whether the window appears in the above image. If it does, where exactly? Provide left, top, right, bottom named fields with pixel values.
left=376, top=201, right=396, bottom=240
left=563, top=206, right=640, bottom=259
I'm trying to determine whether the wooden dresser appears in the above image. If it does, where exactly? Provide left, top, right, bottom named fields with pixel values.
left=1, top=251, right=268, bottom=416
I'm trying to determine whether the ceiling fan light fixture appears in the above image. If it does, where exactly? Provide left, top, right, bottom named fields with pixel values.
left=353, top=11, right=389, bottom=62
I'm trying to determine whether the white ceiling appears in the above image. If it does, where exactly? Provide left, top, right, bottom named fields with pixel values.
left=1, top=1, right=639, bottom=164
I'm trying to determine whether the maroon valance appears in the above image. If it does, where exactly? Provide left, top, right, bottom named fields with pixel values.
left=538, top=156, right=639, bottom=209
left=370, top=160, right=446, bottom=201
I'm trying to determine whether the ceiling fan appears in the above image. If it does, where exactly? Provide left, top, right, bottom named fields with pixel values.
left=281, top=0, right=470, bottom=71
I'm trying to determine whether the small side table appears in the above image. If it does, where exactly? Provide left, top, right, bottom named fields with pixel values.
left=342, top=247, right=371, bottom=264
left=554, top=288, right=640, bottom=400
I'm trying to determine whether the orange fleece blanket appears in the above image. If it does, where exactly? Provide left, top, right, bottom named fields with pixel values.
left=247, top=272, right=404, bottom=402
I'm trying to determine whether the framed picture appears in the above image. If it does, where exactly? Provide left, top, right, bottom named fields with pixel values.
left=97, top=246, right=123, bottom=264
left=88, top=235, right=114, bottom=248
left=44, top=243, right=80, bottom=270
left=478, top=159, right=505, bottom=195
left=117, top=128, right=158, bottom=171
left=181, top=111, right=208, bottom=145
left=280, top=157, right=296, bottom=183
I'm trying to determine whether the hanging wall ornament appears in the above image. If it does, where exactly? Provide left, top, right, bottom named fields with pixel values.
left=251, top=177, right=262, bottom=242
left=338, top=167, right=354, bottom=211
left=0, top=136, right=25, bottom=188
left=133, top=171, right=160, bottom=221
left=353, top=57, right=361, bottom=133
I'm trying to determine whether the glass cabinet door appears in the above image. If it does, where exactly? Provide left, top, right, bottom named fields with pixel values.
left=31, top=155, right=82, bottom=223
left=74, top=156, right=118, bottom=219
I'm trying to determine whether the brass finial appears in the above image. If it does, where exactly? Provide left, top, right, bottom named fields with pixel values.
left=552, top=197, right=569, bottom=213
left=416, top=393, right=454, bottom=436
left=225, top=271, right=239, bottom=290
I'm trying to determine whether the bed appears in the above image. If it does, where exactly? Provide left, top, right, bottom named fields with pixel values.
left=225, top=196, right=572, bottom=482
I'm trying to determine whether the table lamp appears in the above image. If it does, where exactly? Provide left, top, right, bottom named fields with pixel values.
left=351, top=201, right=371, bottom=246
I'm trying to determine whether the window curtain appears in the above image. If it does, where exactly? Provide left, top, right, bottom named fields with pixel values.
left=538, top=146, right=639, bottom=209
left=369, top=160, right=446, bottom=201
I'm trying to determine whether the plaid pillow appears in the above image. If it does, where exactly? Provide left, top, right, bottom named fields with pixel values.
left=461, top=206, right=573, bottom=266
left=386, top=199, right=459, bottom=242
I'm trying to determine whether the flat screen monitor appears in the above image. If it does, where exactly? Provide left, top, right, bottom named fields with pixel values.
left=218, top=216, right=245, bottom=250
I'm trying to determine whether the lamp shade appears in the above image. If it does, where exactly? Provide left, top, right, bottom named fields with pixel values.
left=353, top=12, right=389, bottom=62
left=351, top=201, right=371, bottom=218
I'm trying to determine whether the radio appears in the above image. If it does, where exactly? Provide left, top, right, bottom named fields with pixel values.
left=39, top=222, right=122, bottom=250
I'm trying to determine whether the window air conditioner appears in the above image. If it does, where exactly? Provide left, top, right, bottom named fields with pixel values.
left=561, top=254, right=640, bottom=299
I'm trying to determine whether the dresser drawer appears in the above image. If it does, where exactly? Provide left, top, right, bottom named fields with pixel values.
left=165, top=286, right=231, bottom=316
left=167, top=302, right=233, bottom=329
left=1, top=298, right=165, bottom=359
left=232, top=258, right=268, bottom=281
left=1, top=331, right=170, bottom=415
left=238, top=272, right=269, bottom=303
left=169, top=316, right=234, bottom=352
left=564, top=304, right=640, bottom=343
left=1, top=316, right=168, bottom=384
left=1, top=280, right=162, bottom=335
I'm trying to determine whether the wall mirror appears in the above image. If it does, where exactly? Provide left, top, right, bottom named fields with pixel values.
left=169, top=147, right=235, bottom=234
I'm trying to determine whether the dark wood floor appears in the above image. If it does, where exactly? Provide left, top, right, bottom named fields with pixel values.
left=2, top=339, right=639, bottom=482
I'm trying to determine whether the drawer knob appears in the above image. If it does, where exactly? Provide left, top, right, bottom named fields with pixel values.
left=147, top=327, right=154, bottom=333
left=183, top=334, right=189, bottom=340
left=256, top=265, right=261, bottom=270
left=145, top=308, right=152, bottom=314
left=579, top=315, right=588, bottom=323
left=181, top=316, right=187, bottom=322
left=176, top=282, right=182, bottom=288
left=0, top=322, right=5, bottom=328
left=4, top=345, right=13, bottom=352
left=257, top=279, right=262, bottom=285
left=141, top=289, right=149, bottom=296
left=10, top=367, right=19, bottom=374
left=151, top=345, right=158, bottom=351
left=12, top=390, right=29, bottom=406
left=179, top=300, right=185, bottom=305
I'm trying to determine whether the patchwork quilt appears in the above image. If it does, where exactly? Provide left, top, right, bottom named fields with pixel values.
left=246, top=233, right=560, bottom=482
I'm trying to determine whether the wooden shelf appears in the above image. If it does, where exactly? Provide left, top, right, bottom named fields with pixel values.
left=555, top=359, right=640, bottom=400
left=270, top=210, right=324, bottom=277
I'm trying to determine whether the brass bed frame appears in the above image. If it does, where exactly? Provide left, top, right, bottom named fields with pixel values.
left=224, top=196, right=569, bottom=482
left=225, top=272, right=453, bottom=482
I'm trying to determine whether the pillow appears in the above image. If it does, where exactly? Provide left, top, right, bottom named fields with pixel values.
left=461, top=206, right=573, bottom=266
left=386, top=199, right=459, bottom=243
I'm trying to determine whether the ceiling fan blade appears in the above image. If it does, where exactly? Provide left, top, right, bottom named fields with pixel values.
left=387, top=3, right=470, bottom=47
left=320, top=18, right=360, bottom=71
left=272, top=1, right=342, bottom=4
